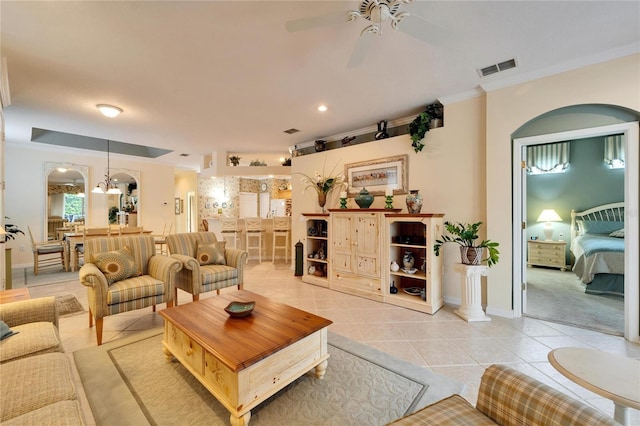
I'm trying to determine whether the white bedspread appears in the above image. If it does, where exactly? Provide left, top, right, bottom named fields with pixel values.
left=571, top=236, right=624, bottom=284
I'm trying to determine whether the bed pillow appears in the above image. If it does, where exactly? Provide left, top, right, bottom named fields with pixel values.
left=609, top=228, right=625, bottom=238
left=196, top=241, right=226, bottom=266
left=580, top=220, right=624, bottom=235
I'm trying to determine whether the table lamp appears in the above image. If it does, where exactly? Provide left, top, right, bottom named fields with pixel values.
left=537, top=209, right=562, bottom=241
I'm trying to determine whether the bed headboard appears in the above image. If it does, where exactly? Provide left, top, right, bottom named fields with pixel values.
left=570, top=202, right=625, bottom=241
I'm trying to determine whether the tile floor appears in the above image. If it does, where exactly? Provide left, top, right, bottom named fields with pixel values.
left=19, top=262, right=640, bottom=425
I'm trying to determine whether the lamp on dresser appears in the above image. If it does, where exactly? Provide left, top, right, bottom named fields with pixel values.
left=537, top=209, right=562, bottom=241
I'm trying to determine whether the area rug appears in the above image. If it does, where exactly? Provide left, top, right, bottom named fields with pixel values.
left=74, top=328, right=464, bottom=426
left=55, top=294, right=85, bottom=317
left=525, top=268, right=624, bottom=336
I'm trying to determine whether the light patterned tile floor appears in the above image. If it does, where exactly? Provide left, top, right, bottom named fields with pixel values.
left=18, top=262, right=640, bottom=425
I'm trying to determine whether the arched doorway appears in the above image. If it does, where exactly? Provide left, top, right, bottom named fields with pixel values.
left=511, top=105, right=638, bottom=341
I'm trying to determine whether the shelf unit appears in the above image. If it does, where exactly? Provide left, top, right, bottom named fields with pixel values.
left=301, top=213, right=330, bottom=288
left=385, top=214, right=445, bottom=314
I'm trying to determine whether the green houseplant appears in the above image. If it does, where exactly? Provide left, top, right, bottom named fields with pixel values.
left=408, top=102, right=443, bottom=153
left=228, top=155, right=241, bottom=166
left=433, top=221, right=500, bottom=267
left=3, top=218, right=24, bottom=241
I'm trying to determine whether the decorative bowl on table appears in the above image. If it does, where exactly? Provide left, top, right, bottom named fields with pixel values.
left=224, top=301, right=255, bottom=318
left=401, top=268, right=418, bottom=275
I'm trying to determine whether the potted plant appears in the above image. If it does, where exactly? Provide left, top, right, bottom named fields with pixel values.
left=228, top=155, right=241, bottom=166
left=433, top=221, right=500, bottom=267
left=281, top=158, right=291, bottom=166
left=3, top=218, right=24, bottom=241
left=408, top=102, right=444, bottom=153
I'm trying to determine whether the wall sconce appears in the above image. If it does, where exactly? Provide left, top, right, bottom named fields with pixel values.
left=537, top=209, right=562, bottom=241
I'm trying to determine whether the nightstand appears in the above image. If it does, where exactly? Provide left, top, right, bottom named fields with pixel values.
left=527, top=240, right=567, bottom=271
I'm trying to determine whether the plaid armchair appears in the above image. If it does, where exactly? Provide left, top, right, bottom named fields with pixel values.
left=166, top=232, right=248, bottom=304
left=79, top=235, right=182, bottom=345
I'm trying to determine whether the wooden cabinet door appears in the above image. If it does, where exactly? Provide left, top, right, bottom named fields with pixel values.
left=354, top=214, right=380, bottom=278
left=331, top=214, right=353, bottom=273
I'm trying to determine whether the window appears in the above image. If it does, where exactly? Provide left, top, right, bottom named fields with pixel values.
left=526, top=142, right=570, bottom=175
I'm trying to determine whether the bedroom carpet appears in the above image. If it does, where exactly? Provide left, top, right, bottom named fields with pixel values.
left=525, top=268, right=624, bottom=336
left=74, top=328, right=465, bottom=426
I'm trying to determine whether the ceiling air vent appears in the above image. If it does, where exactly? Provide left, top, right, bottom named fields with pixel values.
left=179, top=153, right=190, bottom=157
left=478, top=58, right=517, bottom=77
left=284, top=128, right=300, bottom=134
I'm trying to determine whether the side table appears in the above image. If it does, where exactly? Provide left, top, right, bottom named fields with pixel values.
left=453, top=263, right=490, bottom=322
left=0, top=288, right=31, bottom=305
left=549, top=347, right=640, bottom=425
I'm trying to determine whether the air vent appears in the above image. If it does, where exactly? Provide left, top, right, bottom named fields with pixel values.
left=284, top=128, right=300, bottom=134
left=478, top=58, right=517, bottom=77
left=179, top=153, right=190, bottom=157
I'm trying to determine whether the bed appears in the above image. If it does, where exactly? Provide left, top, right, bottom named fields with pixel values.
left=570, top=202, right=625, bottom=296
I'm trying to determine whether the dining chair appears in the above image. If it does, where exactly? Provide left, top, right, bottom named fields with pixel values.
left=271, top=216, right=291, bottom=263
left=244, top=217, right=265, bottom=263
left=27, top=226, right=67, bottom=275
left=154, top=222, right=172, bottom=255
left=74, top=227, right=111, bottom=270
left=118, top=226, right=144, bottom=235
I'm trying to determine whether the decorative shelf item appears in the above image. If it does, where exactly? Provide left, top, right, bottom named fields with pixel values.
left=224, top=301, right=255, bottom=318
left=354, top=187, right=374, bottom=208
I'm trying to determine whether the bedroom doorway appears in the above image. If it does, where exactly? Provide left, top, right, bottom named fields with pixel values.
left=513, top=121, right=639, bottom=342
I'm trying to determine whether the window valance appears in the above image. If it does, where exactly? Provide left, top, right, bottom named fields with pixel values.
left=604, top=134, right=624, bottom=168
left=526, top=142, right=570, bottom=175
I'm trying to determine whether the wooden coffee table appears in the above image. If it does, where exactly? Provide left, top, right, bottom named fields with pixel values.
left=159, top=290, right=332, bottom=426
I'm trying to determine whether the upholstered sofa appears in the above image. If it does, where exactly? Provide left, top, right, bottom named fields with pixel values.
left=0, top=297, right=85, bottom=425
left=79, top=234, right=182, bottom=345
left=166, top=231, right=248, bottom=303
left=389, top=364, right=617, bottom=426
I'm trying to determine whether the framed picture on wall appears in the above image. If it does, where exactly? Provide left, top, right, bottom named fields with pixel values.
left=175, top=197, right=181, bottom=215
left=344, top=154, right=408, bottom=196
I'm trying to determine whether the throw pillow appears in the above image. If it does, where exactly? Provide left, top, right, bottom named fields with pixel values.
left=609, top=228, right=625, bottom=238
left=91, top=246, right=139, bottom=285
left=196, top=241, right=226, bottom=266
left=580, top=220, right=624, bottom=235
left=0, top=320, right=19, bottom=340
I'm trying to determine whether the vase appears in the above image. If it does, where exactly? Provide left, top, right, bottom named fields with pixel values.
left=390, top=280, right=398, bottom=294
left=405, top=189, right=423, bottom=214
left=402, top=251, right=415, bottom=269
left=317, top=192, right=327, bottom=212
left=460, top=247, right=483, bottom=265
left=390, top=261, right=400, bottom=272
left=355, top=187, right=374, bottom=208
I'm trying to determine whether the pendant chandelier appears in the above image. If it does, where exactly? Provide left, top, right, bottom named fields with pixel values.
left=91, top=140, right=122, bottom=195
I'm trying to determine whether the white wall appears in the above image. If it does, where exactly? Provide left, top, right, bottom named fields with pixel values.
left=5, top=144, right=176, bottom=267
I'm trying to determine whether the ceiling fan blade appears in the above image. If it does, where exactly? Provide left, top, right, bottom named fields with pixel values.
left=396, top=13, right=448, bottom=46
left=347, top=34, right=375, bottom=68
left=285, top=11, right=348, bottom=32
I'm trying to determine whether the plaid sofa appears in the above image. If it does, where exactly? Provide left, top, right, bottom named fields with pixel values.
left=389, top=364, right=618, bottom=426
left=0, top=297, right=85, bottom=424
left=166, top=232, right=248, bottom=303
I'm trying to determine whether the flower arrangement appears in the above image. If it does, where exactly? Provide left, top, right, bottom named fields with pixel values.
left=297, top=162, right=345, bottom=210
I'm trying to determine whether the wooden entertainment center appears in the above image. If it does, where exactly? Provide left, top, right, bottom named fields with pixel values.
left=302, top=210, right=445, bottom=314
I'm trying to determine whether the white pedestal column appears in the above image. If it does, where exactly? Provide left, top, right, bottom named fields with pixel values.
left=454, top=263, right=491, bottom=322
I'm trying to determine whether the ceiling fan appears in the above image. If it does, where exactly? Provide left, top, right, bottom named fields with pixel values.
left=285, top=0, right=446, bottom=68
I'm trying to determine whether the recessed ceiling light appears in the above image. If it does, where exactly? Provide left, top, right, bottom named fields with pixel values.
left=317, top=105, right=328, bottom=112
left=96, top=104, right=123, bottom=118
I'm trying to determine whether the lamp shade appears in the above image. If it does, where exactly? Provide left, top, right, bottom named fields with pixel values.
left=537, top=209, right=562, bottom=222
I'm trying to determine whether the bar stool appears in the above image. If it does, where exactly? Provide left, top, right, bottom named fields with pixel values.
left=272, top=216, right=291, bottom=263
left=220, top=217, right=242, bottom=249
left=244, top=217, right=265, bottom=263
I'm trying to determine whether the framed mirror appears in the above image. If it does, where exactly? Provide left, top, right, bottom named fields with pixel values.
left=106, top=169, right=140, bottom=227
left=44, top=162, right=89, bottom=241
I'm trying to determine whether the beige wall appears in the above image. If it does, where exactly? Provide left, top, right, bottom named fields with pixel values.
left=486, top=53, right=640, bottom=314
left=5, top=145, right=176, bottom=267
left=292, top=95, right=487, bottom=303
